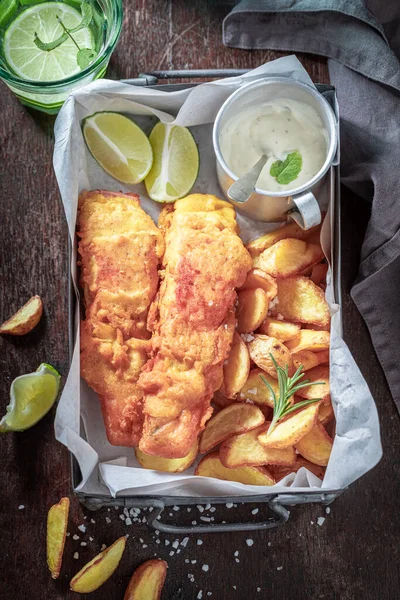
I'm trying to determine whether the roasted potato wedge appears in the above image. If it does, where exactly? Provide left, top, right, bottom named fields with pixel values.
left=318, top=399, right=334, bottom=425
left=195, top=452, right=275, bottom=486
left=240, top=268, right=278, bottom=299
left=295, top=422, right=333, bottom=466
left=277, top=277, right=330, bottom=327
left=199, top=403, right=265, bottom=454
left=124, top=559, right=168, bottom=600
left=311, top=263, right=328, bottom=286
left=315, top=349, right=330, bottom=365
left=219, top=425, right=296, bottom=468
left=238, top=368, right=278, bottom=408
left=269, top=457, right=326, bottom=481
left=248, top=335, right=293, bottom=378
left=296, top=365, right=330, bottom=401
left=292, top=350, right=320, bottom=371
left=47, top=497, right=70, bottom=580
left=135, top=442, right=198, bottom=473
left=0, top=295, right=43, bottom=335
left=246, top=222, right=321, bottom=257
left=286, top=330, right=330, bottom=353
left=257, top=403, right=319, bottom=449
left=237, top=288, right=269, bottom=334
left=70, top=537, right=126, bottom=593
left=253, top=239, right=324, bottom=279
left=212, top=391, right=236, bottom=409
left=259, top=317, right=301, bottom=342
left=221, top=332, right=250, bottom=398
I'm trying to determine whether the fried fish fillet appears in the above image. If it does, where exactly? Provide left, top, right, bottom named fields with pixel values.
left=78, top=190, right=163, bottom=446
left=138, top=194, right=252, bottom=458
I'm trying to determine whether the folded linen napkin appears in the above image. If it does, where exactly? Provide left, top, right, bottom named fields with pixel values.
left=223, top=0, right=400, bottom=414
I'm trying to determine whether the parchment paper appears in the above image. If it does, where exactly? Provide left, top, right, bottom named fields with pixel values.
left=53, top=56, right=382, bottom=498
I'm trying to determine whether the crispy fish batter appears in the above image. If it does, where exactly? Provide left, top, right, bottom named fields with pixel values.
left=78, top=190, right=163, bottom=446
left=138, top=194, right=252, bottom=458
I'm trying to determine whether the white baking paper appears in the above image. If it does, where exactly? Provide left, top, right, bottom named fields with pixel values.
left=53, top=55, right=382, bottom=498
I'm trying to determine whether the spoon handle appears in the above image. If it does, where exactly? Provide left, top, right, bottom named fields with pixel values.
left=227, top=154, right=268, bottom=204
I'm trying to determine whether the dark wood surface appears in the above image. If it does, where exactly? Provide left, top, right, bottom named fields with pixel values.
left=0, top=2, right=399, bottom=599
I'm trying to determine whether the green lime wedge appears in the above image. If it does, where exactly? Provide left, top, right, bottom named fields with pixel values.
left=83, top=112, right=154, bottom=184
left=0, top=363, right=60, bottom=432
left=3, top=2, right=94, bottom=82
left=145, top=122, right=199, bottom=203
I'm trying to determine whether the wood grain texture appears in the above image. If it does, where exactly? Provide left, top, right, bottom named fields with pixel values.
left=0, top=1, right=399, bottom=599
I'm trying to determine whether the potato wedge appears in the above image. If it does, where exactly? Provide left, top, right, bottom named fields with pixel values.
left=213, top=391, right=235, bottom=409
left=292, top=350, right=320, bottom=371
left=258, top=403, right=319, bottom=449
left=221, top=333, right=250, bottom=398
left=240, top=268, right=278, bottom=299
left=253, top=239, right=324, bottom=279
left=195, top=452, right=275, bottom=486
left=47, top=497, right=70, bottom=579
left=199, top=403, right=265, bottom=454
left=219, top=425, right=296, bottom=468
left=246, top=221, right=321, bottom=257
left=318, top=399, right=334, bottom=425
left=269, top=457, right=326, bottom=482
left=259, top=317, right=301, bottom=342
left=248, top=335, right=293, bottom=378
left=70, top=537, right=126, bottom=593
left=311, top=263, right=328, bottom=285
left=124, top=559, right=167, bottom=600
left=296, top=365, right=330, bottom=401
left=237, top=288, right=269, bottom=334
left=238, top=368, right=278, bottom=408
left=286, top=330, right=330, bottom=353
left=315, top=349, right=330, bottom=365
left=0, top=295, right=43, bottom=335
left=136, top=442, right=198, bottom=473
left=277, top=277, right=330, bottom=327
left=295, top=422, right=333, bottom=466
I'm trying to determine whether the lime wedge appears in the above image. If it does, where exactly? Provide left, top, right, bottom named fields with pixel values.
left=3, top=2, right=94, bottom=82
left=145, top=122, right=199, bottom=203
left=0, top=363, right=60, bottom=432
left=83, top=112, right=154, bottom=184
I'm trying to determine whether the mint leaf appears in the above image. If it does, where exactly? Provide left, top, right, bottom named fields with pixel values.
left=33, top=31, right=68, bottom=51
left=270, top=151, right=302, bottom=185
left=77, top=48, right=96, bottom=69
left=34, top=3, right=93, bottom=52
left=71, top=1, right=93, bottom=33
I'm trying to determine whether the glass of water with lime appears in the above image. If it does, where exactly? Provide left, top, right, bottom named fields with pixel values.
left=0, top=0, right=122, bottom=114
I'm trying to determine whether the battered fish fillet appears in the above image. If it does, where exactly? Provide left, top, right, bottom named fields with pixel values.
left=78, top=190, right=163, bottom=446
left=138, top=194, right=252, bottom=458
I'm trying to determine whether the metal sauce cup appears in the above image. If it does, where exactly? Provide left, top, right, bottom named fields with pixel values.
left=213, top=78, right=338, bottom=229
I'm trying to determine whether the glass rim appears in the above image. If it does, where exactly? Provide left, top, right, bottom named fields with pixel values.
left=0, top=0, right=123, bottom=90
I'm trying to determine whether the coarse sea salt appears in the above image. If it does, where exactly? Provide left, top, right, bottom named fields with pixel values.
left=18, top=505, right=24, bottom=510
left=105, top=517, right=111, bottom=524
left=325, top=506, right=331, bottom=514
left=251, top=508, right=259, bottom=515
left=226, top=502, right=233, bottom=509
left=181, top=537, right=189, bottom=547
left=317, top=517, right=326, bottom=526
left=197, top=539, right=203, bottom=545
left=73, top=552, right=79, bottom=559
left=73, top=534, right=80, bottom=540
left=202, top=565, right=209, bottom=572
left=246, top=539, right=254, bottom=547
left=197, top=591, right=203, bottom=599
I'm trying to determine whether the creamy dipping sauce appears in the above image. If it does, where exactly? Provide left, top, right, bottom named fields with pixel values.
left=219, top=98, right=328, bottom=192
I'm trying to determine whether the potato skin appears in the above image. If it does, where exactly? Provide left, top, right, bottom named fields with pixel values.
left=0, top=295, right=43, bottom=335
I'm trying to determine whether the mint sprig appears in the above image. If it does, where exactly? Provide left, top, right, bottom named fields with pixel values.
left=270, top=150, right=302, bottom=185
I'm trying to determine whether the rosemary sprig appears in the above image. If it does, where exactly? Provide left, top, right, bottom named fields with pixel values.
left=260, top=354, right=323, bottom=435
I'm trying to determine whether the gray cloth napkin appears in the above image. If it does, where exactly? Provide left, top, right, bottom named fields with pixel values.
left=223, top=0, right=400, bottom=413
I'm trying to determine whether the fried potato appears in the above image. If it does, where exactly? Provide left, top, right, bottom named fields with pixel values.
left=124, top=559, right=168, bottom=600
left=246, top=221, right=321, bottom=257
left=135, top=442, right=198, bottom=473
left=295, top=422, right=333, bottom=466
left=221, top=332, right=250, bottom=398
left=248, top=335, right=293, bottom=378
left=269, top=457, right=326, bottom=482
left=286, top=330, right=330, bottom=353
left=70, top=537, right=126, bottom=593
left=195, top=452, right=275, bottom=486
left=240, top=268, right=278, bottom=299
left=311, top=263, right=328, bottom=286
left=0, top=295, right=43, bottom=335
left=259, top=317, right=301, bottom=342
left=213, top=391, right=236, bottom=409
left=219, top=425, right=296, bottom=468
left=318, top=399, right=334, bottom=425
left=238, top=368, right=278, bottom=408
left=253, top=239, right=324, bottom=279
left=296, top=365, right=330, bottom=401
left=257, top=403, right=319, bottom=448
left=292, top=350, right=320, bottom=371
left=237, top=288, right=269, bottom=334
left=199, top=403, right=265, bottom=453
left=315, top=349, right=330, bottom=365
left=47, top=497, right=70, bottom=580
left=277, top=277, right=330, bottom=327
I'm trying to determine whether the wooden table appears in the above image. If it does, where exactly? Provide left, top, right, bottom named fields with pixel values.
left=0, top=2, right=399, bottom=599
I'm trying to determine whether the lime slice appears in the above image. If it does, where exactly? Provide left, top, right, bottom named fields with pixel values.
left=0, top=363, right=60, bottom=432
left=83, top=112, right=154, bottom=184
left=145, top=122, right=199, bottom=203
left=3, top=2, right=94, bottom=82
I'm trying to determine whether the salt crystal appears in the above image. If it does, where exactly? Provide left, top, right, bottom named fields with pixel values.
left=18, top=505, right=24, bottom=510
left=317, top=517, right=325, bottom=526
left=172, top=540, right=179, bottom=549
left=80, top=542, right=87, bottom=547
left=181, top=537, right=189, bottom=547
left=247, top=388, right=257, bottom=395
left=125, top=517, right=132, bottom=525
left=66, top=533, right=70, bottom=537
left=90, top=519, right=95, bottom=524
left=165, top=540, right=170, bottom=546
left=187, top=508, right=191, bottom=512
left=156, top=539, right=160, bottom=544
left=177, top=549, right=181, bottom=554
left=209, top=507, right=216, bottom=513
left=257, top=588, right=261, bottom=592
left=197, top=591, right=203, bottom=599
left=119, top=514, right=126, bottom=521
left=268, top=542, right=271, bottom=546
left=191, top=559, right=197, bottom=564
left=169, top=551, right=174, bottom=556
left=226, top=502, right=233, bottom=509
left=202, top=565, right=209, bottom=572
left=197, top=505, right=204, bottom=513
left=251, top=508, right=259, bottom=515
left=234, top=551, right=239, bottom=557
left=105, top=517, right=111, bottom=524
left=277, top=566, right=283, bottom=571
left=200, top=516, right=211, bottom=522
left=89, top=537, right=93, bottom=542
left=205, top=503, right=211, bottom=510
left=142, top=544, right=148, bottom=549
left=192, top=521, right=197, bottom=525
left=246, top=539, right=254, bottom=547
left=185, top=559, right=190, bottom=563
left=123, top=508, right=129, bottom=517
left=188, top=574, right=193, bottom=579
left=155, top=530, right=160, bottom=535
left=208, top=300, right=213, bottom=306
left=149, top=507, right=154, bottom=512
left=73, top=552, right=79, bottom=560
left=208, top=593, right=212, bottom=597
left=233, top=586, right=236, bottom=590
left=173, top=505, right=180, bottom=511
left=235, top=558, right=240, bottom=563
left=325, top=507, right=331, bottom=514
left=310, top=520, right=314, bottom=525
left=197, top=539, right=203, bottom=545
left=73, top=534, right=80, bottom=540
left=169, top=513, right=173, bottom=517
left=139, top=538, right=144, bottom=543
left=101, top=544, right=107, bottom=551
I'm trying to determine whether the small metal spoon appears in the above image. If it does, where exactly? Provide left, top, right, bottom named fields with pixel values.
left=227, top=154, right=268, bottom=204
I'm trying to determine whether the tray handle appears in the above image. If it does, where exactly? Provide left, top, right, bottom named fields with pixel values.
left=121, top=69, right=249, bottom=86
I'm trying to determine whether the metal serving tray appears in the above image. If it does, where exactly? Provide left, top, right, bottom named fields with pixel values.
left=69, top=70, right=343, bottom=533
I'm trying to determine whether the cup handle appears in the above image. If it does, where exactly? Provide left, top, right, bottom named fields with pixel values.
left=286, top=190, right=321, bottom=230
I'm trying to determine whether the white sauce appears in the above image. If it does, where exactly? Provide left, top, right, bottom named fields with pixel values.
left=219, top=98, right=328, bottom=192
